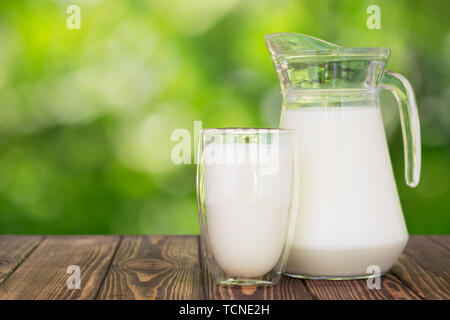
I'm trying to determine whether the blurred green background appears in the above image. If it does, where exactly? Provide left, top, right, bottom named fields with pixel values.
left=0, top=0, right=448, bottom=234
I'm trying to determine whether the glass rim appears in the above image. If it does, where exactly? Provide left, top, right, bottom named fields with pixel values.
left=264, top=33, right=390, bottom=60
left=201, top=127, right=296, bottom=135
left=280, top=47, right=390, bottom=58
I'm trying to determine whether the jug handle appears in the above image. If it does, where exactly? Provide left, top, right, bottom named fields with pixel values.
left=381, top=71, right=421, bottom=187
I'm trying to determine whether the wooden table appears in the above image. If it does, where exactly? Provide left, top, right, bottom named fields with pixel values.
left=0, top=235, right=448, bottom=300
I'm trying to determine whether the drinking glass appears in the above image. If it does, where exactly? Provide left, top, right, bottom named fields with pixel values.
left=196, top=128, right=298, bottom=285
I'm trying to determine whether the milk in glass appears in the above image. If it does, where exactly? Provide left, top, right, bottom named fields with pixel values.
left=203, top=143, right=293, bottom=278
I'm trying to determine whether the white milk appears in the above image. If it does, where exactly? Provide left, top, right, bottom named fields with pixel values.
left=280, top=106, right=408, bottom=277
left=203, top=143, right=293, bottom=278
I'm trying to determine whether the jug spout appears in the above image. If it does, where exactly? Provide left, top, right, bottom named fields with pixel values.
left=265, top=33, right=339, bottom=57
left=265, top=33, right=389, bottom=91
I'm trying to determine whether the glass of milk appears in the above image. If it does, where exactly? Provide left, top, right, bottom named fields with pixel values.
left=197, top=128, right=298, bottom=285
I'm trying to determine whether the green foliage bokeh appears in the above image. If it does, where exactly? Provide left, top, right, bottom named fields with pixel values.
left=0, top=0, right=448, bottom=234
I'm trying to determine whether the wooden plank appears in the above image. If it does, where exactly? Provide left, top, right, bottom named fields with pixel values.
left=0, top=236, right=120, bottom=300
left=199, top=237, right=313, bottom=300
left=0, top=236, right=43, bottom=284
left=390, top=235, right=450, bottom=300
left=303, top=272, right=421, bottom=300
left=97, top=235, right=203, bottom=300
left=427, top=235, right=450, bottom=251
left=0, top=235, right=446, bottom=300
left=302, top=237, right=432, bottom=300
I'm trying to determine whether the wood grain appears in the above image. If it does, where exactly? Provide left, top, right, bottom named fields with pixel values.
left=390, top=235, right=449, bottom=299
left=0, top=235, right=447, bottom=300
left=0, top=236, right=120, bottom=300
left=303, top=272, right=421, bottom=300
left=97, top=235, right=203, bottom=300
left=428, top=235, right=450, bottom=251
left=0, top=236, right=43, bottom=284
left=199, top=236, right=313, bottom=300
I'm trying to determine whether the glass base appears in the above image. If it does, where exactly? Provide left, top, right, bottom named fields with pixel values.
left=216, top=278, right=279, bottom=286
left=284, top=272, right=385, bottom=280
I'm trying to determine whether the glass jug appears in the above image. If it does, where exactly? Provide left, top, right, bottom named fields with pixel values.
left=265, top=33, right=421, bottom=279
